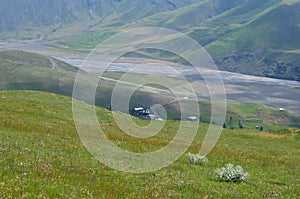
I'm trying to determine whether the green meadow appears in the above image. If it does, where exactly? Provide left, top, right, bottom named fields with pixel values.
left=0, top=90, right=299, bottom=198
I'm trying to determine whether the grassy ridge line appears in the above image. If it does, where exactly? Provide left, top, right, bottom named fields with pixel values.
left=0, top=90, right=300, bottom=198
left=0, top=50, right=77, bottom=97
left=0, top=50, right=78, bottom=72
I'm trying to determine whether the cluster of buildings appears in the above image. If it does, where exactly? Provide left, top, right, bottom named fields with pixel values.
left=130, top=106, right=199, bottom=122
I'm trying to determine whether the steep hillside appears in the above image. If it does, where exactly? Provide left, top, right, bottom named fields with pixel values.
left=204, top=0, right=300, bottom=80
left=0, top=0, right=199, bottom=40
left=139, top=0, right=247, bottom=30
left=0, top=0, right=116, bottom=32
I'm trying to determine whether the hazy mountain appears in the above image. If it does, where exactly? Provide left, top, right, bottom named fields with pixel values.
left=0, top=0, right=299, bottom=81
left=0, top=0, right=200, bottom=32
left=190, top=0, right=300, bottom=80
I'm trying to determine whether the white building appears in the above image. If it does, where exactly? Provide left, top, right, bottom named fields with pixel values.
left=187, top=116, right=199, bottom=122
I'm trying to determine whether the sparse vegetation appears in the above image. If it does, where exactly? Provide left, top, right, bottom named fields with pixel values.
left=186, top=153, right=208, bottom=165
left=215, top=164, right=249, bottom=183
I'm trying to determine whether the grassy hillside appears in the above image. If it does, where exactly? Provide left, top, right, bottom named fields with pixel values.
left=0, top=90, right=300, bottom=198
left=0, top=50, right=78, bottom=72
left=0, top=50, right=78, bottom=95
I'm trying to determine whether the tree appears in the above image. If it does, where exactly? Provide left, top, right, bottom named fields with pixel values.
left=229, top=116, right=233, bottom=129
left=238, top=120, right=243, bottom=129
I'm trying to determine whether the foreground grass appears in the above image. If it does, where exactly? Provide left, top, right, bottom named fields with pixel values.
left=0, top=91, right=300, bottom=198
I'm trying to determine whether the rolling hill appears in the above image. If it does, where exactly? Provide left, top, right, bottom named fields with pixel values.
left=0, top=50, right=78, bottom=96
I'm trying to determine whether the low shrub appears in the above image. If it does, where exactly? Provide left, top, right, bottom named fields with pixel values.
left=215, top=164, right=249, bottom=182
left=187, top=153, right=208, bottom=165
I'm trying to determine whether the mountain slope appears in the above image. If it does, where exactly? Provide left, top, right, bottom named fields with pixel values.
left=0, top=0, right=299, bottom=81
left=54, top=0, right=300, bottom=81
left=0, top=0, right=115, bottom=32
left=205, top=1, right=300, bottom=80
left=0, top=0, right=200, bottom=39
left=138, top=0, right=247, bottom=31
left=190, top=0, right=300, bottom=80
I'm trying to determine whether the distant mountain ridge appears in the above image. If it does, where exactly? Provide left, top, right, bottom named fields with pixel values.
left=0, top=0, right=299, bottom=81
left=0, top=0, right=201, bottom=32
